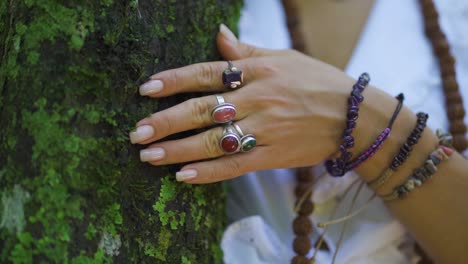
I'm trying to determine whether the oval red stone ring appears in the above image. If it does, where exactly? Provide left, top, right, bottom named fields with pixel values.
left=220, top=124, right=241, bottom=154
left=211, top=95, right=237, bottom=124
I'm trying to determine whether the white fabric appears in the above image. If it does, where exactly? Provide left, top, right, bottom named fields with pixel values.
left=223, top=0, right=468, bottom=263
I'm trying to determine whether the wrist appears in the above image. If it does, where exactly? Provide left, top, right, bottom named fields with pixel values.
left=352, top=86, right=439, bottom=195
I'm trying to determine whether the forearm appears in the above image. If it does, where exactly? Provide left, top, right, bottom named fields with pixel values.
left=351, top=85, right=468, bottom=263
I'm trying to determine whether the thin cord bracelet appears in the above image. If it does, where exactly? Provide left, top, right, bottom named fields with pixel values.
left=325, top=73, right=370, bottom=177
left=345, top=93, right=405, bottom=171
left=368, top=112, right=429, bottom=190
left=382, top=132, right=454, bottom=201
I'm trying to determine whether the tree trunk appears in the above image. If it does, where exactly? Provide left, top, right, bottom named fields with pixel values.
left=0, top=1, right=242, bottom=263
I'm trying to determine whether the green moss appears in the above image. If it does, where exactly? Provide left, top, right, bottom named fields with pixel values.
left=182, top=255, right=192, bottom=264
left=0, top=185, right=30, bottom=234
left=1, top=0, right=242, bottom=262
left=143, top=228, right=172, bottom=261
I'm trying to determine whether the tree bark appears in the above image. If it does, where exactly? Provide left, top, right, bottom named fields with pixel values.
left=0, top=1, right=242, bottom=263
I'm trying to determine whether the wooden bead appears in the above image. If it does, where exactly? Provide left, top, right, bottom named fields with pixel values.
left=450, top=120, right=468, bottom=134
left=426, top=28, right=444, bottom=40
left=447, top=104, right=465, bottom=119
left=423, top=6, right=438, bottom=19
left=296, top=168, right=314, bottom=182
left=295, top=184, right=312, bottom=198
left=298, top=200, right=314, bottom=216
left=421, top=0, right=435, bottom=10
left=452, top=135, right=468, bottom=152
left=293, top=216, right=313, bottom=235
left=441, top=64, right=455, bottom=76
left=443, top=76, right=459, bottom=92
left=291, top=255, right=310, bottom=264
left=445, top=91, right=463, bottom=104
left=424, top=19, right=439, bottom=34
left=293, top=236, right=312, bottom=255
left=440, top=54, right=455, bottom=67
left=434, top=38, right=449, bottom=55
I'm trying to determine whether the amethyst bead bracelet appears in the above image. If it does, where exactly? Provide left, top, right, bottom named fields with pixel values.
left=325, top=73, right=370, bottom=177
left=368, top=112, right=429, bottom=190
left=344, top=93, right=405, bottom=171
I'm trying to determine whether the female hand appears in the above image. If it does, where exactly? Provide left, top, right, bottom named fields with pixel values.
left=129, top=24, right=359, bottom=184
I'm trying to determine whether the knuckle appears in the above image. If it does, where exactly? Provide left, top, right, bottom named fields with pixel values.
left=166, top=69, right=179, bottom=90
left=244, top=44, right=258, bottom=58
left=205, top=165, right=221, bottom=181
left=202, top=130, right=223, bottom=158
left=152, top=112, right=172, bottom=137
left=254, top=59, right=280, bottom=77
left=189, top=98, right=211, bottom=126
left=226, top=158, right=242, bottom=175
left=196, top=63, right=217, bottom=88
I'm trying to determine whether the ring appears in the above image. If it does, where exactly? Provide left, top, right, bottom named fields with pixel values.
left=220, top=124, right=241, bottom=154
left=232, top=123, right=257, bottom=152
left=211, top=95, right=237, bottom=124
left=222, top=61, right=243, bottom=89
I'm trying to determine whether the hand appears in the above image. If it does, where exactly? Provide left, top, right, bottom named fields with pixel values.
left=129, top=24, right=357, bottom=184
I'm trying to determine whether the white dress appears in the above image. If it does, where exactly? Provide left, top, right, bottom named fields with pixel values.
left=222, top=0, right=468, bottom=263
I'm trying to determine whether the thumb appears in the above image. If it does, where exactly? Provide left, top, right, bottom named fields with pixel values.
left=217, top=24, right=274, bottom=60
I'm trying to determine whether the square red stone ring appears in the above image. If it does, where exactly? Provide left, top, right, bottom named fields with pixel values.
left=211, top=95, right=237, bottom=124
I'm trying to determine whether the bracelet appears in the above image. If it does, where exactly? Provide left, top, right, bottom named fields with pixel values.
left=344, top=93, right=405, bottom=171
left=381, top=132, right=454, bottom=202
left=325, top=73, right=370, bottom=177
left=368, top=112, right=429, bottom=190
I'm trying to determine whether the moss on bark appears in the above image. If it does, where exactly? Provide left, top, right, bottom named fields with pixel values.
left=0, top=0, right=242, bottom=263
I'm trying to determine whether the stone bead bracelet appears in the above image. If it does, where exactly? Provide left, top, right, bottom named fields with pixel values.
left=368, top=112, right=429, bottom=190
left=325, top=73, right=370, bottom=177
left=382, top=132, right=454, bottom=202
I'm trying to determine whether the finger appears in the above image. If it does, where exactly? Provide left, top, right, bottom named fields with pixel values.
left=139, top=120, right=261, bottom=166
left=174, top=147, right=269, bottom=184
left=132, top=92, right=253, bottom=144
left=140, top=58, right=265, bottom=97
left=217, top=24, right=277, bottom=60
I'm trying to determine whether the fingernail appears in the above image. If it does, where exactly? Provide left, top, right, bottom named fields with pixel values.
left=129, top=125, right=154, bottom=144
left=139, top=80, right=163, bottom=96
left=176, top=169, right=198, bottom=182
left=219, top=24, right=237, bottom=43
left=140, top=147, right=165, bottom=162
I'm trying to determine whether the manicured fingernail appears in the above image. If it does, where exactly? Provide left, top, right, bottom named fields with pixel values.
left=129, top=125, right=154, bottom=144
left=176, top=169, right=198, bottom=182
left=219, top=24, right=237, bottom=43
left=139, top=80, right=163, bottom=96
left=140, top=147, right=165, bottom=162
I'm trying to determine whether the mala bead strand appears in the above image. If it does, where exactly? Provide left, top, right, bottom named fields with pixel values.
left=281, top=0, right=306, bottom=53
left=292, top=168, right=316, bottom=264
left=282, top=3, right=323, bottom=261
left=420, top=0, right=468, bottom=153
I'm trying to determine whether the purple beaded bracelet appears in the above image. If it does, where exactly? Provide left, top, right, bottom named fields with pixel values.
left=345, top=93, right=405, bottom=171
left=325, top=73, right=370, bottom=177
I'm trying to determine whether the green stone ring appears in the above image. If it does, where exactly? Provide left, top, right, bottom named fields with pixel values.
left=232, top=123, right=257, bottom=152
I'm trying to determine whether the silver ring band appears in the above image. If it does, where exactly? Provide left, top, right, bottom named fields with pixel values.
left=211, top=95, right=237, bottom=124
left=232, top=123, right=257, bottom=152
